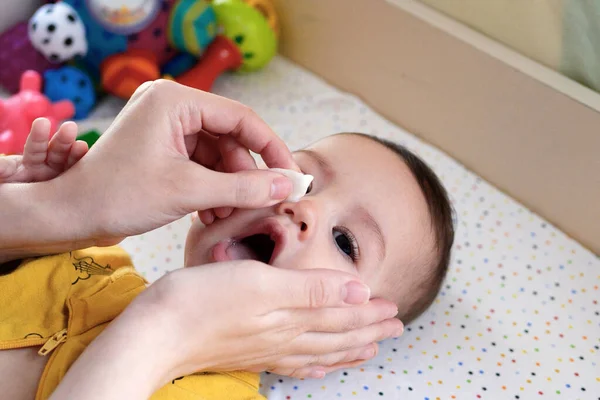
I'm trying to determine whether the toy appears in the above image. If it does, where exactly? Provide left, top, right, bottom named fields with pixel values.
left=0, top=22, right=53, bottom=94
left=29, top=2, right=88, bottom=63
left=77, top=129, right=101, bottom=148
left=0, top=71, right=75, bottom=155
left=65, top=0, right=180, bottom=98
left=69, top=57, right=103, bottom=92
left=64, top=0, right=129, bottom=67
left=162, top=52, right=198, bottom=77
left=176, top=0, right=277, bottom=91
left=86, top=0, right=161, bottom=35
left=127, top=0, right=178, bottom=65
left=19, top=0, right=278, bottom=103
left=212, top=0, right=277, bottom=72
left=101, top=0, right=218, bottom=97
left=168, top=0, right=217, bottom=56
left=242, top=0, right=279, bottom=37
left=44, top=66, right=96, bottom=119
left=176, top=35, right=242, bottom=91
left=101, top=49, right=161, bottom=98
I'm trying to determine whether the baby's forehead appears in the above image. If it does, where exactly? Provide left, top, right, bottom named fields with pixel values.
left=301, top=133, right=400, bottom=159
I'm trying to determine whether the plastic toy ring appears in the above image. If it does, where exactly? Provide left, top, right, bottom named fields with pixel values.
left=86, top=0, right=161, bottom=35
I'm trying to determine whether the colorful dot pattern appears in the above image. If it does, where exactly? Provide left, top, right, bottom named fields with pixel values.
left=118, top=57, right=600, bottom=399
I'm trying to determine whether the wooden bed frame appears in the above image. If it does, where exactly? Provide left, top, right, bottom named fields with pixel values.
left=3, top=0, right=598, bottom=253
left=271, top=0, right=600, bottom=254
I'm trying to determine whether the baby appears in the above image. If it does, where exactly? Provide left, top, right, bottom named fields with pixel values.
left=0, top=122, right=454, bottom=399
left=186, top=132, right=454, bottom=323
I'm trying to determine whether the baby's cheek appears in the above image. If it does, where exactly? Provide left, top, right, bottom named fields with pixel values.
left=367, top=273, right=403, bottom=305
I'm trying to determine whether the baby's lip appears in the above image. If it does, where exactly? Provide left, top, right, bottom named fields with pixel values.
left=211, top=217, right=287, bottom=264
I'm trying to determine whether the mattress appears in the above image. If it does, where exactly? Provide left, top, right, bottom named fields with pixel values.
left=110, top=57, right=598, bottom=399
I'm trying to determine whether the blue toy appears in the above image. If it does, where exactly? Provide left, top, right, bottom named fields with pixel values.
left=44, top=66, right=96, bottom=120
left=162, top=52, right=198, bottom=77
left=64, top=0, right=128, bottom=68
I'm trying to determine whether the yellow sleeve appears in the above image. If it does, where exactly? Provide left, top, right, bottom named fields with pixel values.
left=151, top=371, right=265, bottom=400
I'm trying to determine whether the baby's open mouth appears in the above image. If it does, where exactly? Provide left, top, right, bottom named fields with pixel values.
left=230, top=234, right=275, bottom=263
left=211, top=218, right=286, bottom=265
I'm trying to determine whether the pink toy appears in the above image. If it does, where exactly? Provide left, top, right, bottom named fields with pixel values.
left=0, top=71, right=75, bottom=155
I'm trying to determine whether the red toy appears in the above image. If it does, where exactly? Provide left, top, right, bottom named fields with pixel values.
left=0, top=71, right=75, bottom=155
left=176, top=36, right=243, bottom=92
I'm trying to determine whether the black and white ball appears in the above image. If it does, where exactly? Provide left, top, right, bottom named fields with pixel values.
left=28, top=3, right=88, bottom=63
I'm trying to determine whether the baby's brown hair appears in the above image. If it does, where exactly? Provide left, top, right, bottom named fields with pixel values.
left=350, top=133, right=455, bottom=323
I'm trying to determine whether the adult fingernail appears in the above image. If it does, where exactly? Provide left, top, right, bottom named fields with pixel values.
left=394, top=325, right=404, bottom=337
left=271, top=176, right=292, bottom=200
left=344, top=281, right=370, bottom=304
left=309, top=369, right=326, bottom=379
left=359, top=346, right=376, bottom=360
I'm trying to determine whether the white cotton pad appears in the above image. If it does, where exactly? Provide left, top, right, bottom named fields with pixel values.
left=269, top=168, right=314, bottom=202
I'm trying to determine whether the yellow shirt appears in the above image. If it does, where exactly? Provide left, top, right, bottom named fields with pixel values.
left=0, top=247, right=263, bottom=400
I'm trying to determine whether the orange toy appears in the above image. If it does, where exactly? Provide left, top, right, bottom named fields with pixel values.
left=101, top=50, right=161, bottom=99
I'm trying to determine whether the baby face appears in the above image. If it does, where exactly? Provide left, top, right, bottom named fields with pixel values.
left=185, top=134, right=434, bottom=313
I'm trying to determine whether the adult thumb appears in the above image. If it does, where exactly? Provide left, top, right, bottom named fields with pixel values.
left=186, top=168, right=293, bottom=210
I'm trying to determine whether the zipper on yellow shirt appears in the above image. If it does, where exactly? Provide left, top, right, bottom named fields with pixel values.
left=38, top=329, right=67, bottom=356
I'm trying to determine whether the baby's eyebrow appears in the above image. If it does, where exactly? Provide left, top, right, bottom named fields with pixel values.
left=355, top=205, right=386, bottom=263
left=295, top=149, right=335, bottom=179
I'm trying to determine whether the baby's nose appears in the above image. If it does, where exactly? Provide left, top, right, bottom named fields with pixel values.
left=277, top=200, right=317, bottom=240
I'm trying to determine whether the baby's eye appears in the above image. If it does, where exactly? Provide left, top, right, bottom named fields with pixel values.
left=305, top=181, right=313, bottom=194
left=332, top=227, right=359, bottom=262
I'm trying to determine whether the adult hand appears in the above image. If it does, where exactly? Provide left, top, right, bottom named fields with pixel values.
left=69, top=79, right=299, bottom=237
left=1, top=80, right=298, bottom=261
left=52, top=262, right=403, bottom=400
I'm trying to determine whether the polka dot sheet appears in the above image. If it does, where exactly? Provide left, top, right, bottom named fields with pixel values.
left=119, top=57, right=599, bottom=399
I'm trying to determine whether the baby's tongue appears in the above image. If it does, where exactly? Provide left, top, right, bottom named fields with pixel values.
left=226, top=241, right=259, bottom=261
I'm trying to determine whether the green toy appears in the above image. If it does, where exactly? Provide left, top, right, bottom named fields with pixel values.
left=78, top=130, right=101, bottom=148
left=175, top=0, right=278, bottom=91
left=212, top=0, right=277, bottom=72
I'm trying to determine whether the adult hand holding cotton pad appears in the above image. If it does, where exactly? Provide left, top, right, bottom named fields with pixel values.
left=269, top=168, right=314, bottom=202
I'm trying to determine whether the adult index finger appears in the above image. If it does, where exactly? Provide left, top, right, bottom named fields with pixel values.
left=176, top=83, right=299, bottom=171
left=266, top=268, right=372, bottom=310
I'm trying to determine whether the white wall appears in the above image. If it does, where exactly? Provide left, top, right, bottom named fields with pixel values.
left=0, top=0, right=42, bottom=33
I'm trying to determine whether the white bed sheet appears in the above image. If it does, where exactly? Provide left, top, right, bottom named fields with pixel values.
left=109, top=57, right=598, bottom=400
